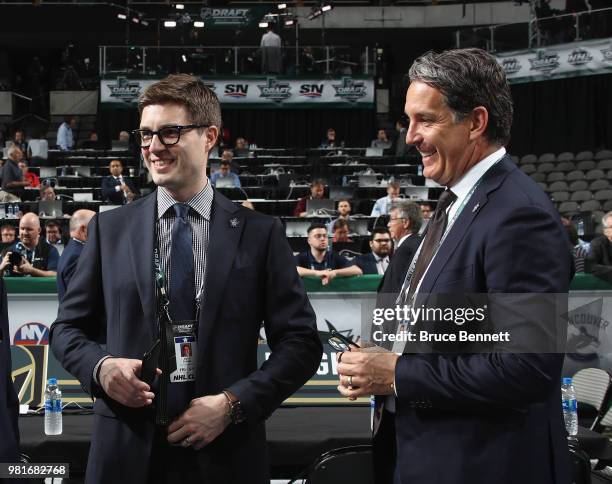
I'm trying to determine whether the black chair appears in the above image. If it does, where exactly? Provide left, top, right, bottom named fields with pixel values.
left=303, top=445, right=374, bottom=484
left=570, top=444, right=593, bottom=484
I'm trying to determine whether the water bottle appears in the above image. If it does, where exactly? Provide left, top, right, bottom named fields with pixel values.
left=577, top=219, right=585, bottom=237
left=7, top=204, right=14, bottom=219
left=417, top=165, right=423, bottom=176
left=561, top=377, right=578, bottom=441
left=44, top=377, right=63, bottom=435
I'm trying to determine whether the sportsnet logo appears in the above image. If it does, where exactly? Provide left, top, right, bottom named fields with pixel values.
left=224, top=84, right=249, bottom=98
left=13, top=322, right=49, bottom=345
left=567, top=48, right=593, bottom=66
left=107, top=77, right=141, bottom=103
left=500, top=58, right=521, bottom=75
left=299, top=84, right=324, bottom=98
left=528, top=51, right=560, bottom=73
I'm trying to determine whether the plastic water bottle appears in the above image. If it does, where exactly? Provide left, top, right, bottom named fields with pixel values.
left=44, top=377, right=63, bottom=435
left=0, top=203, right=5, bottom=219
left=561, top=377, right=578, bottom=441
left=417, top=165, right=423, bottom=176
left=577, top=219, right=585, bottom=237
left=7, top=204, right=14, bottom=218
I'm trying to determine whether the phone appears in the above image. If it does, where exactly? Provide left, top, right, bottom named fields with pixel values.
left=8, top=252, right=23, bottom=266
left=328, top=330, right=360, bottom=352
left=140, top=339, right=161, bottom=385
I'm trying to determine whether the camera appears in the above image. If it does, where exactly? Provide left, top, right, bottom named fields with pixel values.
left=8, top=242, right=27, bottom=266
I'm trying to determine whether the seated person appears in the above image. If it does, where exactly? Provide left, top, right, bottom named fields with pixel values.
left=293, top=179, right=326, bottom=217
left=0, top=225, right=16, bottom=252
left=101, top=159, right=138, bottom=204
left=234, top=137, right=250, bottom=157
left=45, top=220, right=63, bottom=247
left=370, top=181, right=401, bottom=217
left=370, top=129, right=392, bottom=150
left=295, top=223, right=361, bottom=285
left=39, top=185, right=57, bottom=201
left=18, top=160, right=40, bottom=188
left=327, top=199, right=353, bottom=232
left=319, top=128, right=341, bottom=149
left=80, top=131, right=103, bottom=150
left=222, top=148, right=241, bottom=174
left=587, top=211, right=612, bottom=281
left=331, top=219, right=353, bottom=243
left=354, top=227, right=392, bottom=275
left=0, top=213, right=59, bottom=277
left=1, top=146, right=28, bottom=200
left=211, top=160, right=241, bottom=188
left=11, top=129, right=28, bottom=156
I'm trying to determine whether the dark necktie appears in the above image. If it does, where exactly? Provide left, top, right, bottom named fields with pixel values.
left=165, top=203, right=195, bottom=419
left=407, top=189, right=457, bottom=297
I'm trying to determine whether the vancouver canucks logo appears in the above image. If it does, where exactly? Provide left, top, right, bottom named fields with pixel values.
left=564, top=298, right=611, bottom=359
left=257, top=78, right=292, bottom=103
left=108, top=77, right=141, bottom=102
left=567, top=48, right=592, bottom=66
left=332, top=77, right=367, bottom=102
left=528, top=50, right=560, bottom=73
left=500, top=57, right=521, bottom=75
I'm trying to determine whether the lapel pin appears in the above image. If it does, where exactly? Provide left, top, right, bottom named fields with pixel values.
left=472, top=203, right=480, bottom=213
left=230, top=217, right=240, bottom=228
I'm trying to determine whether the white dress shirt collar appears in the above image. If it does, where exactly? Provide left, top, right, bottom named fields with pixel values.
left=396, top=233, right=411, bottom=248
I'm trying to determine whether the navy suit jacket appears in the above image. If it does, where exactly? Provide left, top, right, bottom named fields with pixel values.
left=0, top=279, right=19, bottom=463
left=355, top=253, right=380, bottom=275
left=375, top=156, right=572, bottom=484
left=56, top=238, right=84, bottom=301
left=50, top=189, right=322, bottom=484
left=101, top=175, right=138, bottom=205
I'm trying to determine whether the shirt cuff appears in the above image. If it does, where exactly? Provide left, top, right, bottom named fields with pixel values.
left=93, top=355, right=113, bottom=386
left=115, top=185, right=121, bottom=192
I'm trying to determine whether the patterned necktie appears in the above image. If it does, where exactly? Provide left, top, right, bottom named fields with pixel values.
left=407, top=189, right=457, bottom=297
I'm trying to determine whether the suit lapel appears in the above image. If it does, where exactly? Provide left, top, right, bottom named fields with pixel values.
left=197, top=191, right=243, bottom=360
left=418, top=156, right=515, bottom=294
left=128, top=193, right=157, bottom=342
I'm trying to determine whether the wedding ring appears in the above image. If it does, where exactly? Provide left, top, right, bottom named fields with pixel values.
left=184, top=436, right=191, bottom=446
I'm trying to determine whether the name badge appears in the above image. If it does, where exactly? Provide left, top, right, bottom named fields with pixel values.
left=170, top=321, right=197, bottom=383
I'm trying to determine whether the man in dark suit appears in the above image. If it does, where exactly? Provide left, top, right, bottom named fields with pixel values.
left=0, top=278, right=20, bottom=465
left=101, top=159, right=139, bottom=204
left=337, top=48, right=572, bottom=484
left=56, top=209, right=95, bottom=301
left=50, top=74, right=322, bottom=484
left=355, top=228, right=393, bottom=275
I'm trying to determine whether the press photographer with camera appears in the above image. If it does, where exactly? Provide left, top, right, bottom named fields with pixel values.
left=0, top=213, right=59, bottom=277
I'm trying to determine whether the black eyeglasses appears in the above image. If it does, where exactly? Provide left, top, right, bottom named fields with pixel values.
left=373, top=238, right=391, bottom=243
left=327, top=329, right=360, bottom=352
left=132, top=124, right=209, bottom=148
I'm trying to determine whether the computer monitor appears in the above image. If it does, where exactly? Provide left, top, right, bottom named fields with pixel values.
left=404, top=187, right=430, bottom=201
left=73, top=192, right=94, bottom=202
left=358, top=175, right=379, bottom=187
left=306, top=199, right=335, bottom=216
left=215, top=177, right=236, bottom=188
left=285, top=220, right=311, bottom=238
left=365, top=147, right=383, bottom=157
left=111, top=140, right=129, bottom=151
left=38, top=200, right=63, bottom=218
left=329, top=186, right=355, bottom=201
left=39, top=167, right=57, bottom=179
left=74, top=166, right=91, bottom=177
left=348, top=218, right=369, bottom=236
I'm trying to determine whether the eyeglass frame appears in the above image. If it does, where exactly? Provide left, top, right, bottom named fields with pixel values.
left=131, top=124, right=210, bottom=148
left=327, top=329, right=361, bottom=352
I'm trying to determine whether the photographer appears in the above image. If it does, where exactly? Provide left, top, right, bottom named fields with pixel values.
left=0, top=213, right=59, bottom=277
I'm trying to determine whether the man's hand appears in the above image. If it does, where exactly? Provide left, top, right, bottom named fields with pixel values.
left=167, top=394, right=231, bottom=450
left=337, top=348, right=399, bottom=398
left=317, top=269, right=336, bottom=286
left=13, top=258, right=32, bottom=275
left=98, top=357, right=157, bottom=408
left=0, top=253, right=12, bottom=272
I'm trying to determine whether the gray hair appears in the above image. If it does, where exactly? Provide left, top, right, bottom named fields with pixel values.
left=390, top=200, right=422, bottom=234
left=408, top=48, right=513, bottom=146
left=603, top=211, right=612, bottom=228
left=7, top=144, right=22, bottom=160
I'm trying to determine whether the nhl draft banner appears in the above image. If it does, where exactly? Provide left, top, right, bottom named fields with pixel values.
left=100, top=77, right=375, bottom=108
left=496, top=38, right=612, bottom=84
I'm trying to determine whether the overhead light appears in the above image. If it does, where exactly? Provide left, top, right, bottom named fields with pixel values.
left=132, top=17, right=140, bottom=23
left=164, top=20, right=177, bottom=27
left=307, top=9, right=321, bottom=20
left=284, top=18, right=295, bottom=26
left=259, top=21, right=269, bottom=28
left=117, top=13, right=127, bottom=20
left=181, top=54, right=187, bottom=63
left=277, top=3, right=287, bottom=9
left=175, top=3, right=184, bottom=9
left=194, top=21, right=204, bottom=28
left=141, top=19, right=149, bottom=26
left=321, top=4, right=333, bottom=12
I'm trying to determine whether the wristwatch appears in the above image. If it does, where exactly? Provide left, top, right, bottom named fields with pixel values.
left=222, top=390, right=246, bottom=424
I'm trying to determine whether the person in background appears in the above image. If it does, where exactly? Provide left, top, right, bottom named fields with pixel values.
left=0, top=225, right=16, bottom=247
left=118, top=131, right=130, bottom=142
left=211, top=160, right=241, bottom=188
left=234, top=137, right=250, bottom=157
left=2, top=146, right=28, bottom=200
left=295, top=223, right=361, bottom=285
left=260, top=23, right=282, bottom=74
left=371, top=129, right=392, bottom=150
left=587, top=211, right=612, bottom=282
left=565, top=224, right=587, bottom=273
left=327, top=199, right=353, bottom=232
left=101, top=159, right=138, bottom=204
left=394, top=118, right=409, bottom=156
left=222, top=148, right=240, bottom=174
left=320, top=128, right=341, bottom=149
left=294, top=179, right=326, bottom=217
left=331, top=218, right=353, bottom=243
left=354, top=227, right=393, bottom=275
left=418, top=201, right=433, bottom=234
left=27, top=132, right=49, bottom=166
left=81, top=131, right=103, bottom=150
left=39, top=185, right=57, bottom=201
left=12, top=129, right=28, bottom=156
left=371, top=181, right=401, bottom=217
left=56, top=117, right=76, bottom=151
left=18, top=160, right=40, bottom=188
left=560, top=215, right=590, bottom=253
left=57, top=209, right=96, bottom=301
left=45, top=220, right=63, bottom=245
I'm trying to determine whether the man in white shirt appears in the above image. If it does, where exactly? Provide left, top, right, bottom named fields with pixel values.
left=260, top=24, right=282, bottom=74
left=370, top=181, right=401, bottom=217
left=56, top=117, right=76, bottom=151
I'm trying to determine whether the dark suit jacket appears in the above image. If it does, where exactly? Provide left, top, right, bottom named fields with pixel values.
left=378, top=234, right=422, bottom=295
left=101, top=175, right=138, bottom=205
left=50, top=190, right=322, bottom=484
left=587, top=235, right=612, bottom=282
left=56, top=238, right=84, bottom=301
left=0, top=279, right=19, bottom=463
left=355, top=252, right=380, bottom=275
left=375, top=156, right=572, bottom=484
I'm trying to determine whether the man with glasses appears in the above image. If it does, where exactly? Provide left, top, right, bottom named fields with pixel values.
left=355, top=228, right=393, bottom=275
left=50, top=74, right=322, bottom=484
left=295, top=223, right=361, bottom=285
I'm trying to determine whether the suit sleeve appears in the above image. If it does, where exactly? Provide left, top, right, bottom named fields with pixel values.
left=227, top=218, right=323, bottom=421
left=587, top=238, right=612, bottom=282
left=100, top=177, right=115, bottom=201
left=1, top=280, right=20, bottom=461
left=50, top=216, right=109, bottom=395
left=395, top=205, right=571, bottom=410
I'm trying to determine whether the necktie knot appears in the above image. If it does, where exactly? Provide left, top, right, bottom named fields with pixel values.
left=436, top=189, right=457, bottom=213
left=173, top=203, right=190, bottom=221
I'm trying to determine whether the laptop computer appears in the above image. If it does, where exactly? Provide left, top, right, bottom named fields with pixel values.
left=38, top=200, right=63, bottom=218
left=306, top=199, right=335, bottom=216
left=39, top=167, right=57, bottom=179
left=215, top=177, right=236, bottom=188
left=73, top=192, right=94, bottom=202
left=365, top=147, right=383, bottom=157
left=348, top=218, right=369, bottom=236
left=111, top=140, right=129, bottom=151
left=329, top=186, right=355, bottom=201
left=404, top=187, right=430, bottom=201
left=285, top=220, right=311, bottom=238
left=277, top=173, right=298, bottom=189
left=74, top=166, right=92, bottom=177
left=358, top=175, right=379, bottom=187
